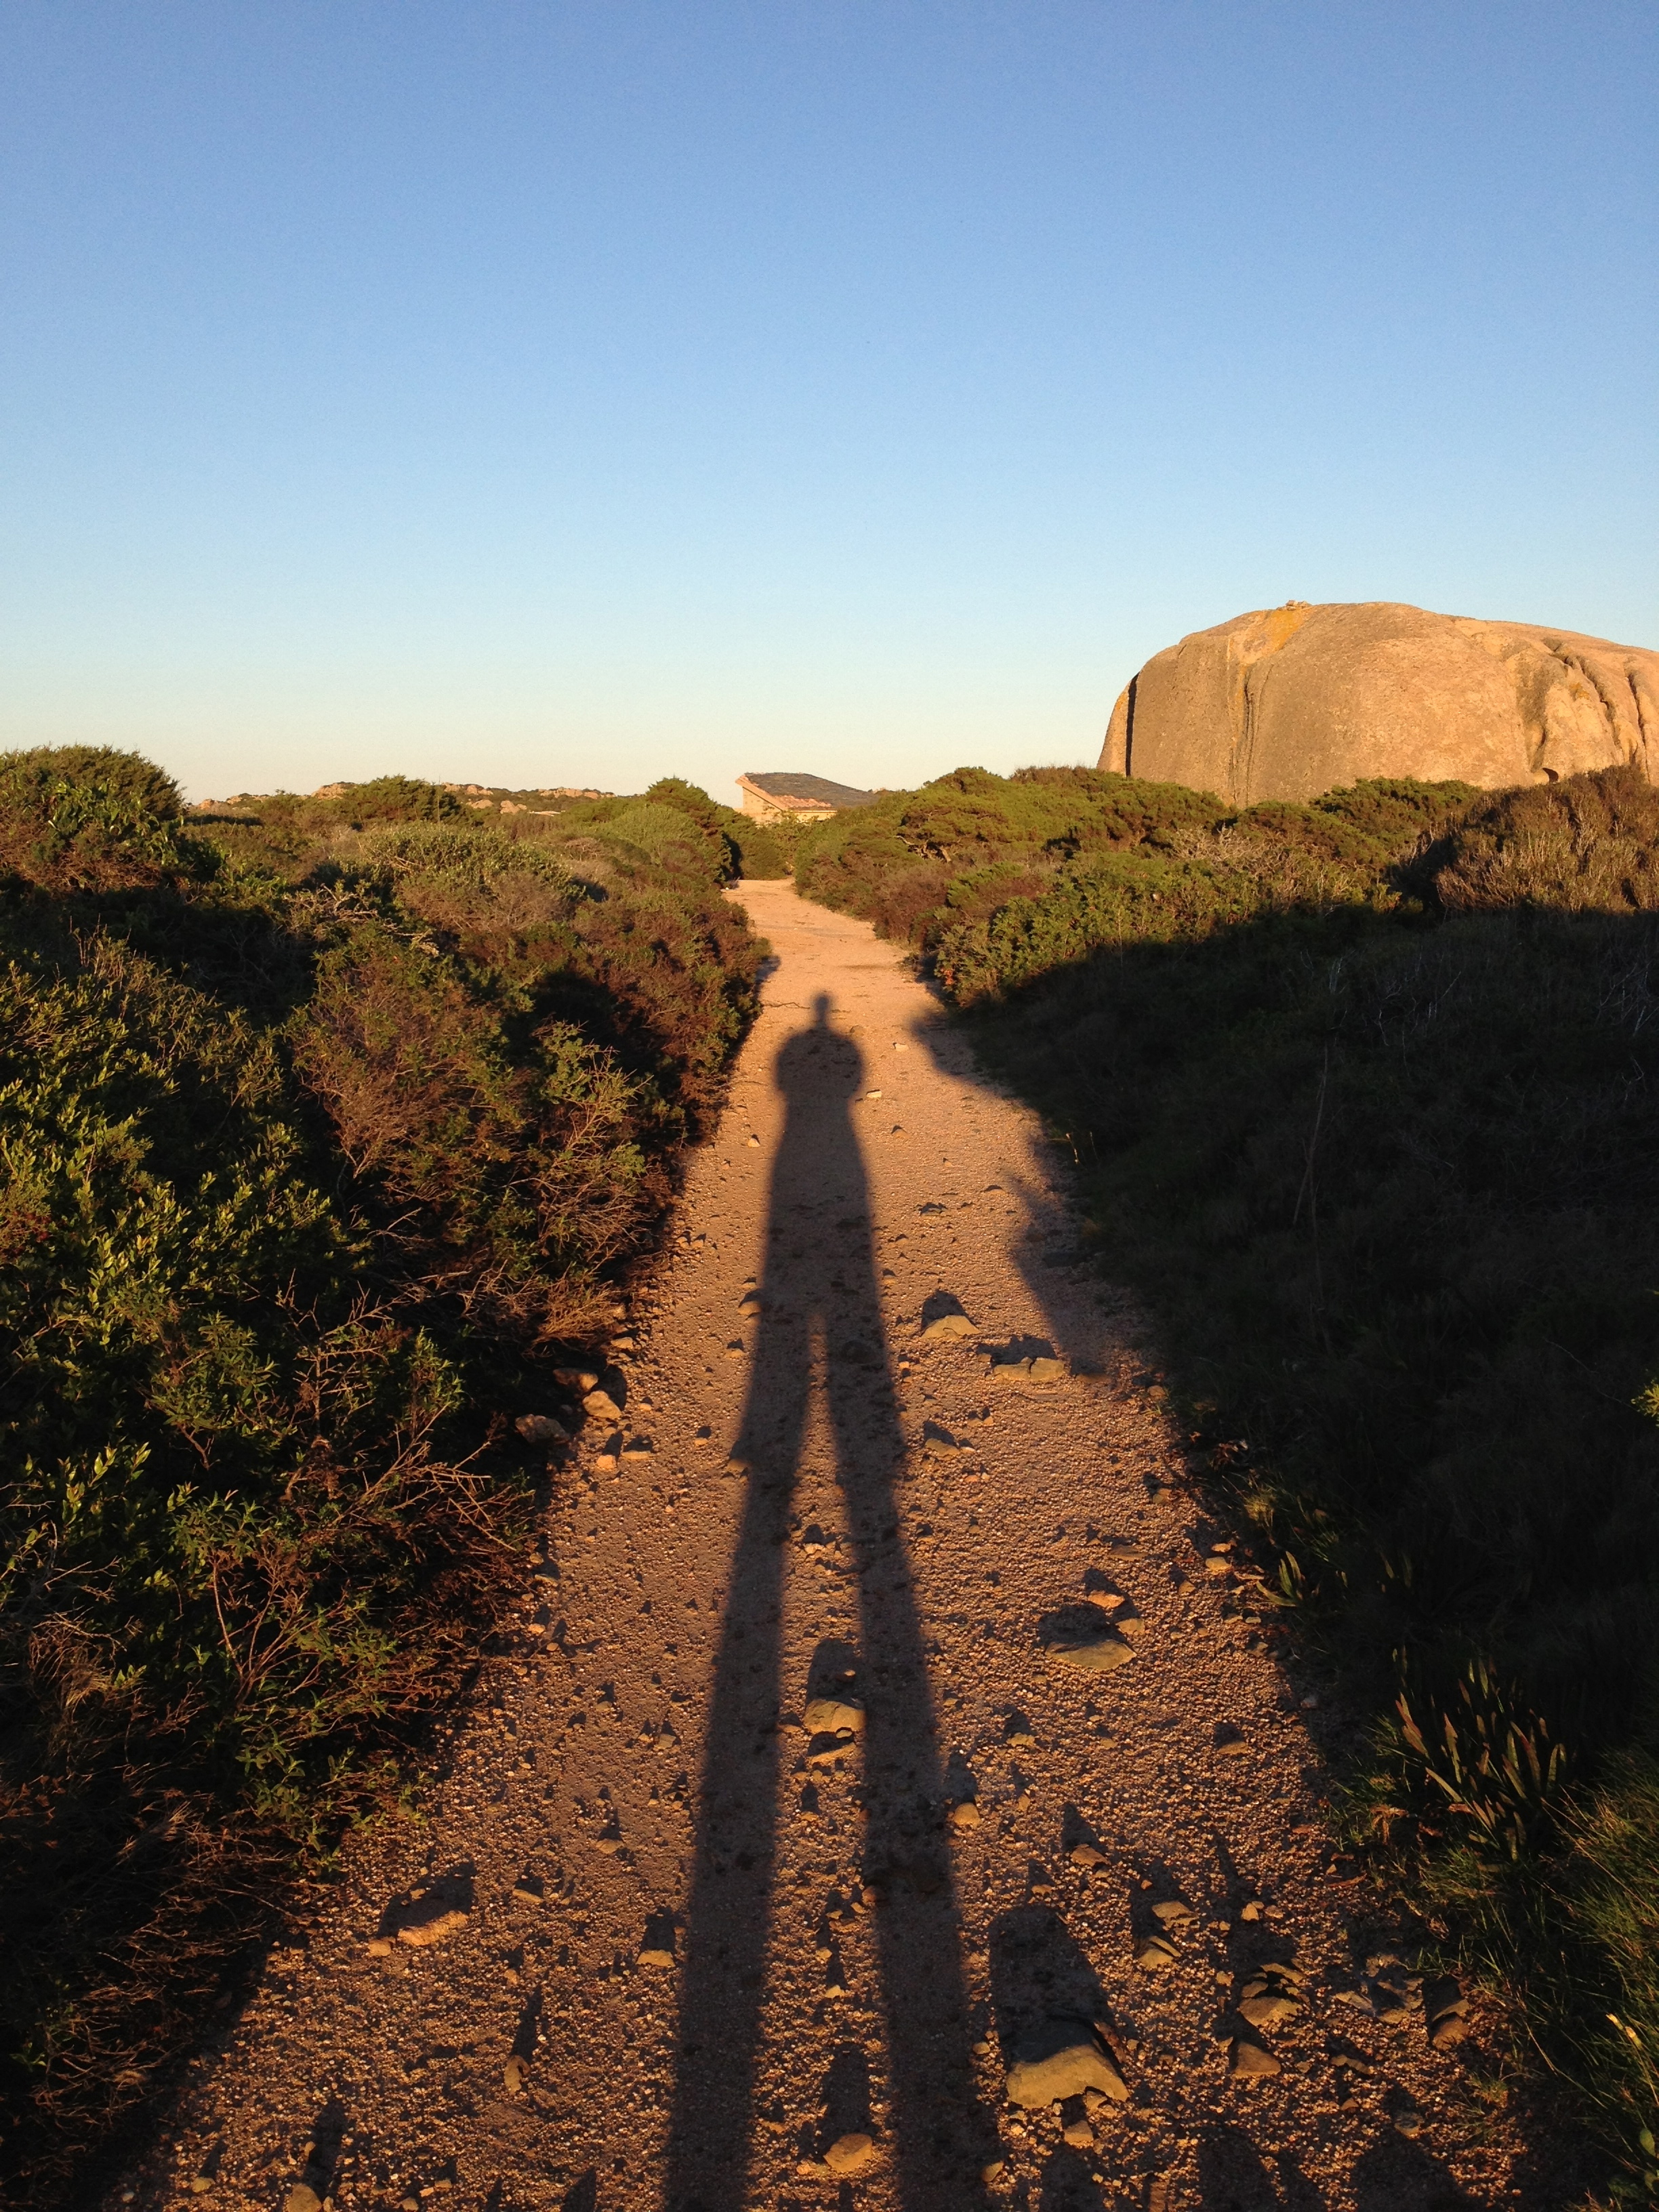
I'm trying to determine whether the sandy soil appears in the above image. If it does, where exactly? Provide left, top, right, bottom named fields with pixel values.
left=138, top=881, right=1553, bottom=2212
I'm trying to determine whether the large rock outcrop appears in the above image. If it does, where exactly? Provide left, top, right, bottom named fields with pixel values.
left=1099, top=601, right=1659, bottom=803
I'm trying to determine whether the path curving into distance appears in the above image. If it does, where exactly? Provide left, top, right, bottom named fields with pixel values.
left=148, top=881, right=1544, bottom=2212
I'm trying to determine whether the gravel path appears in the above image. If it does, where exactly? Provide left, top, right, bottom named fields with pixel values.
left=145, top=881, right=1546, bottom=2212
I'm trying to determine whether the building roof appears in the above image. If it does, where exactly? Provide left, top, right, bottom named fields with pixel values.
left=737, top=772, right=877, bottom=809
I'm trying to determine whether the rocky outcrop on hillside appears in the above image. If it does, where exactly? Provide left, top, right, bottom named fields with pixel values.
left=1099, top=600, right=1659, bottom=802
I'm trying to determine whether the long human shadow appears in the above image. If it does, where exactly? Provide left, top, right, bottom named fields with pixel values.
left=664, top=994, right=989, bottom=2212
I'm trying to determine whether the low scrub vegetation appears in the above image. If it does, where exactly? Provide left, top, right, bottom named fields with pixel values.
left=0, top=754, right=762, bottom=2205
left=800, top=762, right=1659, bottom=2194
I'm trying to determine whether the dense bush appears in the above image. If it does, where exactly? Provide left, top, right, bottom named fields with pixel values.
left=641, top=775, right=793, bottom=879
left=797, top=763, right=1479, bottom=990
left=798, top=762, right=1659, bottom=2190
left=0, top=752, right=763, bottom=2205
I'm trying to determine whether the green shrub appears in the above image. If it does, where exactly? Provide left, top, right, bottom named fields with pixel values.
left=796, top=763, right=1477, bottom=984
left=1437, top=764, right=1659, bottom=914
left=293, top=926, right=655, bottom=1340
left=314, top=775, right=464, bottom=825
left=0, top=745, right=199, bottom=893
left=0, top=752, right=763, bottom=2205
left=642, top=775, right=792, bottom=878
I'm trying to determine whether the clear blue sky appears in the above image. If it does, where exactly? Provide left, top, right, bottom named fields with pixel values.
left=2, top=3, right=1654, bottom=803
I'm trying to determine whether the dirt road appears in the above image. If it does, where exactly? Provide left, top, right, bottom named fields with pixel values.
left=148, top=881, right=1539, bottom=2212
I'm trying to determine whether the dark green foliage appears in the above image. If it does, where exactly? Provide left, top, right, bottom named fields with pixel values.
left=1437, top=763, right=1659, bottom=914
left=0, top=745, right=199, bottom=892
left=795, top=762, right=1477, bottom=978
left=798, top=759, right=1659, bottom=2181
left=0, top=749, right=762, bottom=2204
left=644, top=775, right=792, bottom=878
left=312, top=774, right=465, bottom=825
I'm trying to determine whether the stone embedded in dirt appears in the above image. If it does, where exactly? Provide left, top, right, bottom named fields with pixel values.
left=504, top=2053, right=531, bottom=2094
left=1239, top=1898, right=1265, bottom=1921
left=283, top=2189, right=323, bottom=2212
left=723, top=1454, right=750, bottom=1475
left=1229, top=2038, right=1281, bottom=2078
left=1429, top=2011, right=1470, bottom=2049
left=949, top=1799, right=981, bottom=1830
left=365, top=1936, right=394, bottom=1957
left=1427, top=1975, right=1471, bottom=2049
left=803, top=1696, right=865, bottom=1736
left=582, top=1389, right=621, bottom=1423
left=398, top=1906, right=468, bottom=1947
left=1134, top=1935, right=1179, bottom=1971
left=1004, top=2020, right=1129, bottom=2107
left=1367, top=1960, right=1421, bottom=2025
left=724, top=1341, right=745, bottom=1359
left=511, top=1876, right=544, bottom=1905
left=1061, top=2116, right=1095, bottom=2148
left=982, top=2160, right=1006, bottom=2183
left=621, top=1437, right=653, bottom=1459
left=1239, top=1990, right=1300, bottom=2028
left=738, top=1292, right=762, bottom=1315
left=1004, top=1713, right=1036, bottom=1744
left=990, top=1355, right=1031, bottom=1382
left=1069, top=1841, right=1106, bottom=1868
left=1213, top=1723, right=1248, bottom=1756
left=1040, top=1604, right=1136, bottom=1674
left=1241, top=1963, right=1307, bottom=2011
left=824, top=2133, right=877, bottom=2175
left=515, top=1412, right=568, bottom=1443
left=747, top=1133, right=761, bottom=1147
left=638, top=1910, right=676, bottom=1966
left=920, top=1291, right=976, bottom=1340
left=384, top=1877, right=473, bottom=1948
left=554, top=1366, right=599, bottom=1391
left=1028, top=1356, right=1065, bottom=1382
left=1150, top=1900, right=1193, bottom=1926
left=1424, top=1974, right=1465, bottom=2020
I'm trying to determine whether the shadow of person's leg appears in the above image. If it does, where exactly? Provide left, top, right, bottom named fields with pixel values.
left=661, top=1297, right=807, bottom=2212
left=668, top=998, right=989, bottom=2211
left=828, top=1214, right=992, bottom=2205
